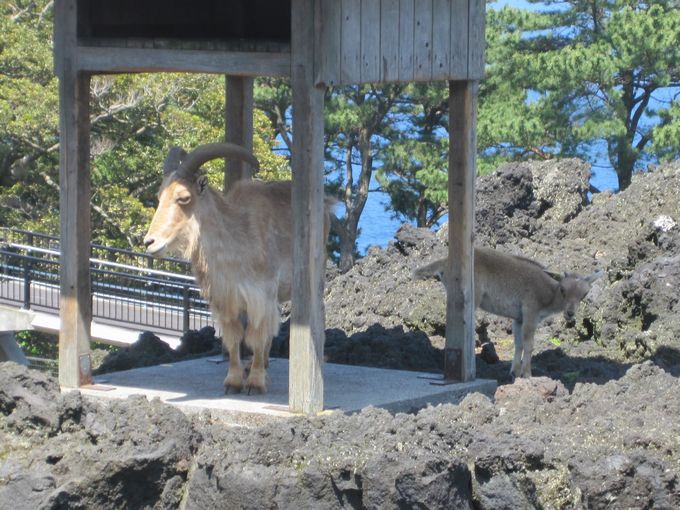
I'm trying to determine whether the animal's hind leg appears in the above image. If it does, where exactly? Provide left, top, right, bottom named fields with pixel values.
left=243, top=304, right=279, bottom=394
left=510, top=319, right=523, bottom=379
left=221, top=318, right=245, bottom=393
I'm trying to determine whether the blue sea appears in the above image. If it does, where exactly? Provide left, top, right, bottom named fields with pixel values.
left=354, top=164, right=620, bottom=255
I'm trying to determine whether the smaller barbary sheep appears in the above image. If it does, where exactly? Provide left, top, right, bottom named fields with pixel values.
left=415, top=247, right=601, bottom=378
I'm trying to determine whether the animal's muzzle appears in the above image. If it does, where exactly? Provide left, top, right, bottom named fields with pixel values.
left=143, top=236, right=163, bottom=255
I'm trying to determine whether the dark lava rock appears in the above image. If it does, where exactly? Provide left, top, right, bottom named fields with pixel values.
left=2, top=360, right=680, bottom=508
left=175, top=325, right=221, bottom=356
left=95, top=327, right=222, bottom=374
left=0, top=362, right=199, bottom=510
left=322, top=159, right=680, bottom=390
left=184, top=406, right=474, bottom=509
left=94, top=331, right=177, bottom=374
left=0, top=361, right=60, bottom=432
left=4, top=159, right=680, bottom=508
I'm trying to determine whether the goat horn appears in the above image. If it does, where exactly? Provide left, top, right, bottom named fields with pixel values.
left=163, top=146, right=188, bottom=175
left=177, top=142, right=260, bottom=177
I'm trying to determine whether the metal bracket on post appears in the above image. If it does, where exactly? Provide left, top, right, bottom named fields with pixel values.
left=79, top=353, right=92, bottom=386
left=443, top=347, right=463, bottom=382
left=417, top=348, right=464, bottom=386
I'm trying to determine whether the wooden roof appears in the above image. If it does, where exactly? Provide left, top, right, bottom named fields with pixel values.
left=63, top=0, right=484, bottom=83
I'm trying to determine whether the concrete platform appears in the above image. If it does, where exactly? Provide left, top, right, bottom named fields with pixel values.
left=77, top=356, right=496, bottom=426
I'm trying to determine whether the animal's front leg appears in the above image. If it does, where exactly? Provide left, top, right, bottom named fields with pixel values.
left=222, top=318, right=245, bottom=393
left=243, top=325, right=268, bottom=394
left=510, top=319, right=523, bottom=379
left=243, top=304, right=278, bottom=394
left=518, top=318, right=537, bottom=378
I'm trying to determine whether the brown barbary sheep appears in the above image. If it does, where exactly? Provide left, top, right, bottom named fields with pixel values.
left=144, top=143, right=333, bottom=394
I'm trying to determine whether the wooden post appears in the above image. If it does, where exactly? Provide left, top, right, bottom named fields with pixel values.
left=289, top=0, right=326, bottom=414
left=445, top=80, right=477, bottom=382
left=55, top=0, right=93, bottom=388
left=224, top=75, right=254, bottom=192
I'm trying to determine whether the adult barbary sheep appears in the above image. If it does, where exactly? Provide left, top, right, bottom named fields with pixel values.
left=144, top=143, right=332, bottom=394
left=415, top=247, right=602, bottom=378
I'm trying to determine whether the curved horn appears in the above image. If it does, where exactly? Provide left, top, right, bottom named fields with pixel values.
left=163, top=146, right=187, bottom=175
left=177, top=142, right=260, bottom=177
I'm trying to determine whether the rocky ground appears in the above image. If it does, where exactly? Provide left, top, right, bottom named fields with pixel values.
left=2, top=158, right=680, bottom=508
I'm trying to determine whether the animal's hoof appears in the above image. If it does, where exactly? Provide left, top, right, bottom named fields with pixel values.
left=224, top=383, right=242, bottom=395
left=224, top=372, right=244, bottom=394
left=244, top=368, right=267, bottom=395
left=245, top=383, right=266, bottom=395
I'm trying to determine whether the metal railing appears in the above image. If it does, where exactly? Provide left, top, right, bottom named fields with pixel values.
left=0, top=228, right=214, bottom=336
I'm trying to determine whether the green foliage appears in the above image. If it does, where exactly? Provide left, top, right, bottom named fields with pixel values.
left=324, top=84, right=403, bottom=269
left=380, top=0, right=679, bottom=224
left=483, top=0, right=680, bottom=189
left=652, top=100, right=680, bottom=162
left=16, top=330, right=58, bottom=359
left=1, top=0, right=678, bottom=266
left=379, top=136, right=449, bottom=228
left=376, top=82, right=450, bottom=228
left=548, top=336, right=562, bottom=347
left=0, top=4, right=289, bottom=252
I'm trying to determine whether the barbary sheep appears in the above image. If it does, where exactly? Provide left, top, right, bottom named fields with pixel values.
left=144, top=143, right=332, bottom=394
left=415, top=247, right=601, bottom=378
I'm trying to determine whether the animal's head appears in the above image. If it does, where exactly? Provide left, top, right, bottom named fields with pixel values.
left=143, top=143, right=259, bottom=256
left=554, top=270, right=603, bottom=322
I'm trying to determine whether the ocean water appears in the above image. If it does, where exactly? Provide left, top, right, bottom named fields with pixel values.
left=354, top=164, right=620, bottom=254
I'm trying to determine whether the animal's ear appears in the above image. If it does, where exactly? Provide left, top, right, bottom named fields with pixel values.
left=585, top=269, right=604, bottom=284
left=196, top=175, right=209, bottom=195
left=544, top=270, right=564, bottom=282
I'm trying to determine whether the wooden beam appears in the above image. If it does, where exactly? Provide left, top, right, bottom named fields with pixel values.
left=76, top=46, right=291, bottom=77
left=450, top=0, right=469, bottom=79
left=55, top=0, right=93, bottom=388
left=360, top=0, right=380, bottom=83
left=398, top=0, right=415, bottom=82
left=445, top=80, right=477, bottom=382
left=289, top=0, right=326, bottom=414
left=340, top=0, right=361, bottom=85
left=413, top=0, right=433, bottom=81
left=224, top=76, right=254, bottom=192
left=317, top=0, right=342, bottom=87
left=379, top=0, right=400, bottom=83
left=432, top=0, right=452, bottom=80
left=468, top=0, right=486, bottom=80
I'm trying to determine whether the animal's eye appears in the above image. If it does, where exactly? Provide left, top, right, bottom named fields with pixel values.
left=176, top=195, right=191, bottom=205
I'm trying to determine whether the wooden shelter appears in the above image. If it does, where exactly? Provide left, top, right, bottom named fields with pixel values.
left=53, top=0, right=485, bottom=413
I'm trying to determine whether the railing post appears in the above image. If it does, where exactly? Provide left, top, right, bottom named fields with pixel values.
left=22, top=233, right=33, bottom=309
left=182, top=285, right=191, bottom=332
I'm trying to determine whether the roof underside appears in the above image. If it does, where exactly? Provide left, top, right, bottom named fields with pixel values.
left=64, top=0, right=485, bottom=83
left=78, top=0, right=291, bottom=42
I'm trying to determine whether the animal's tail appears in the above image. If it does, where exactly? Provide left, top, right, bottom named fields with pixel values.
left=413, top=258, right=446, bottom=280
